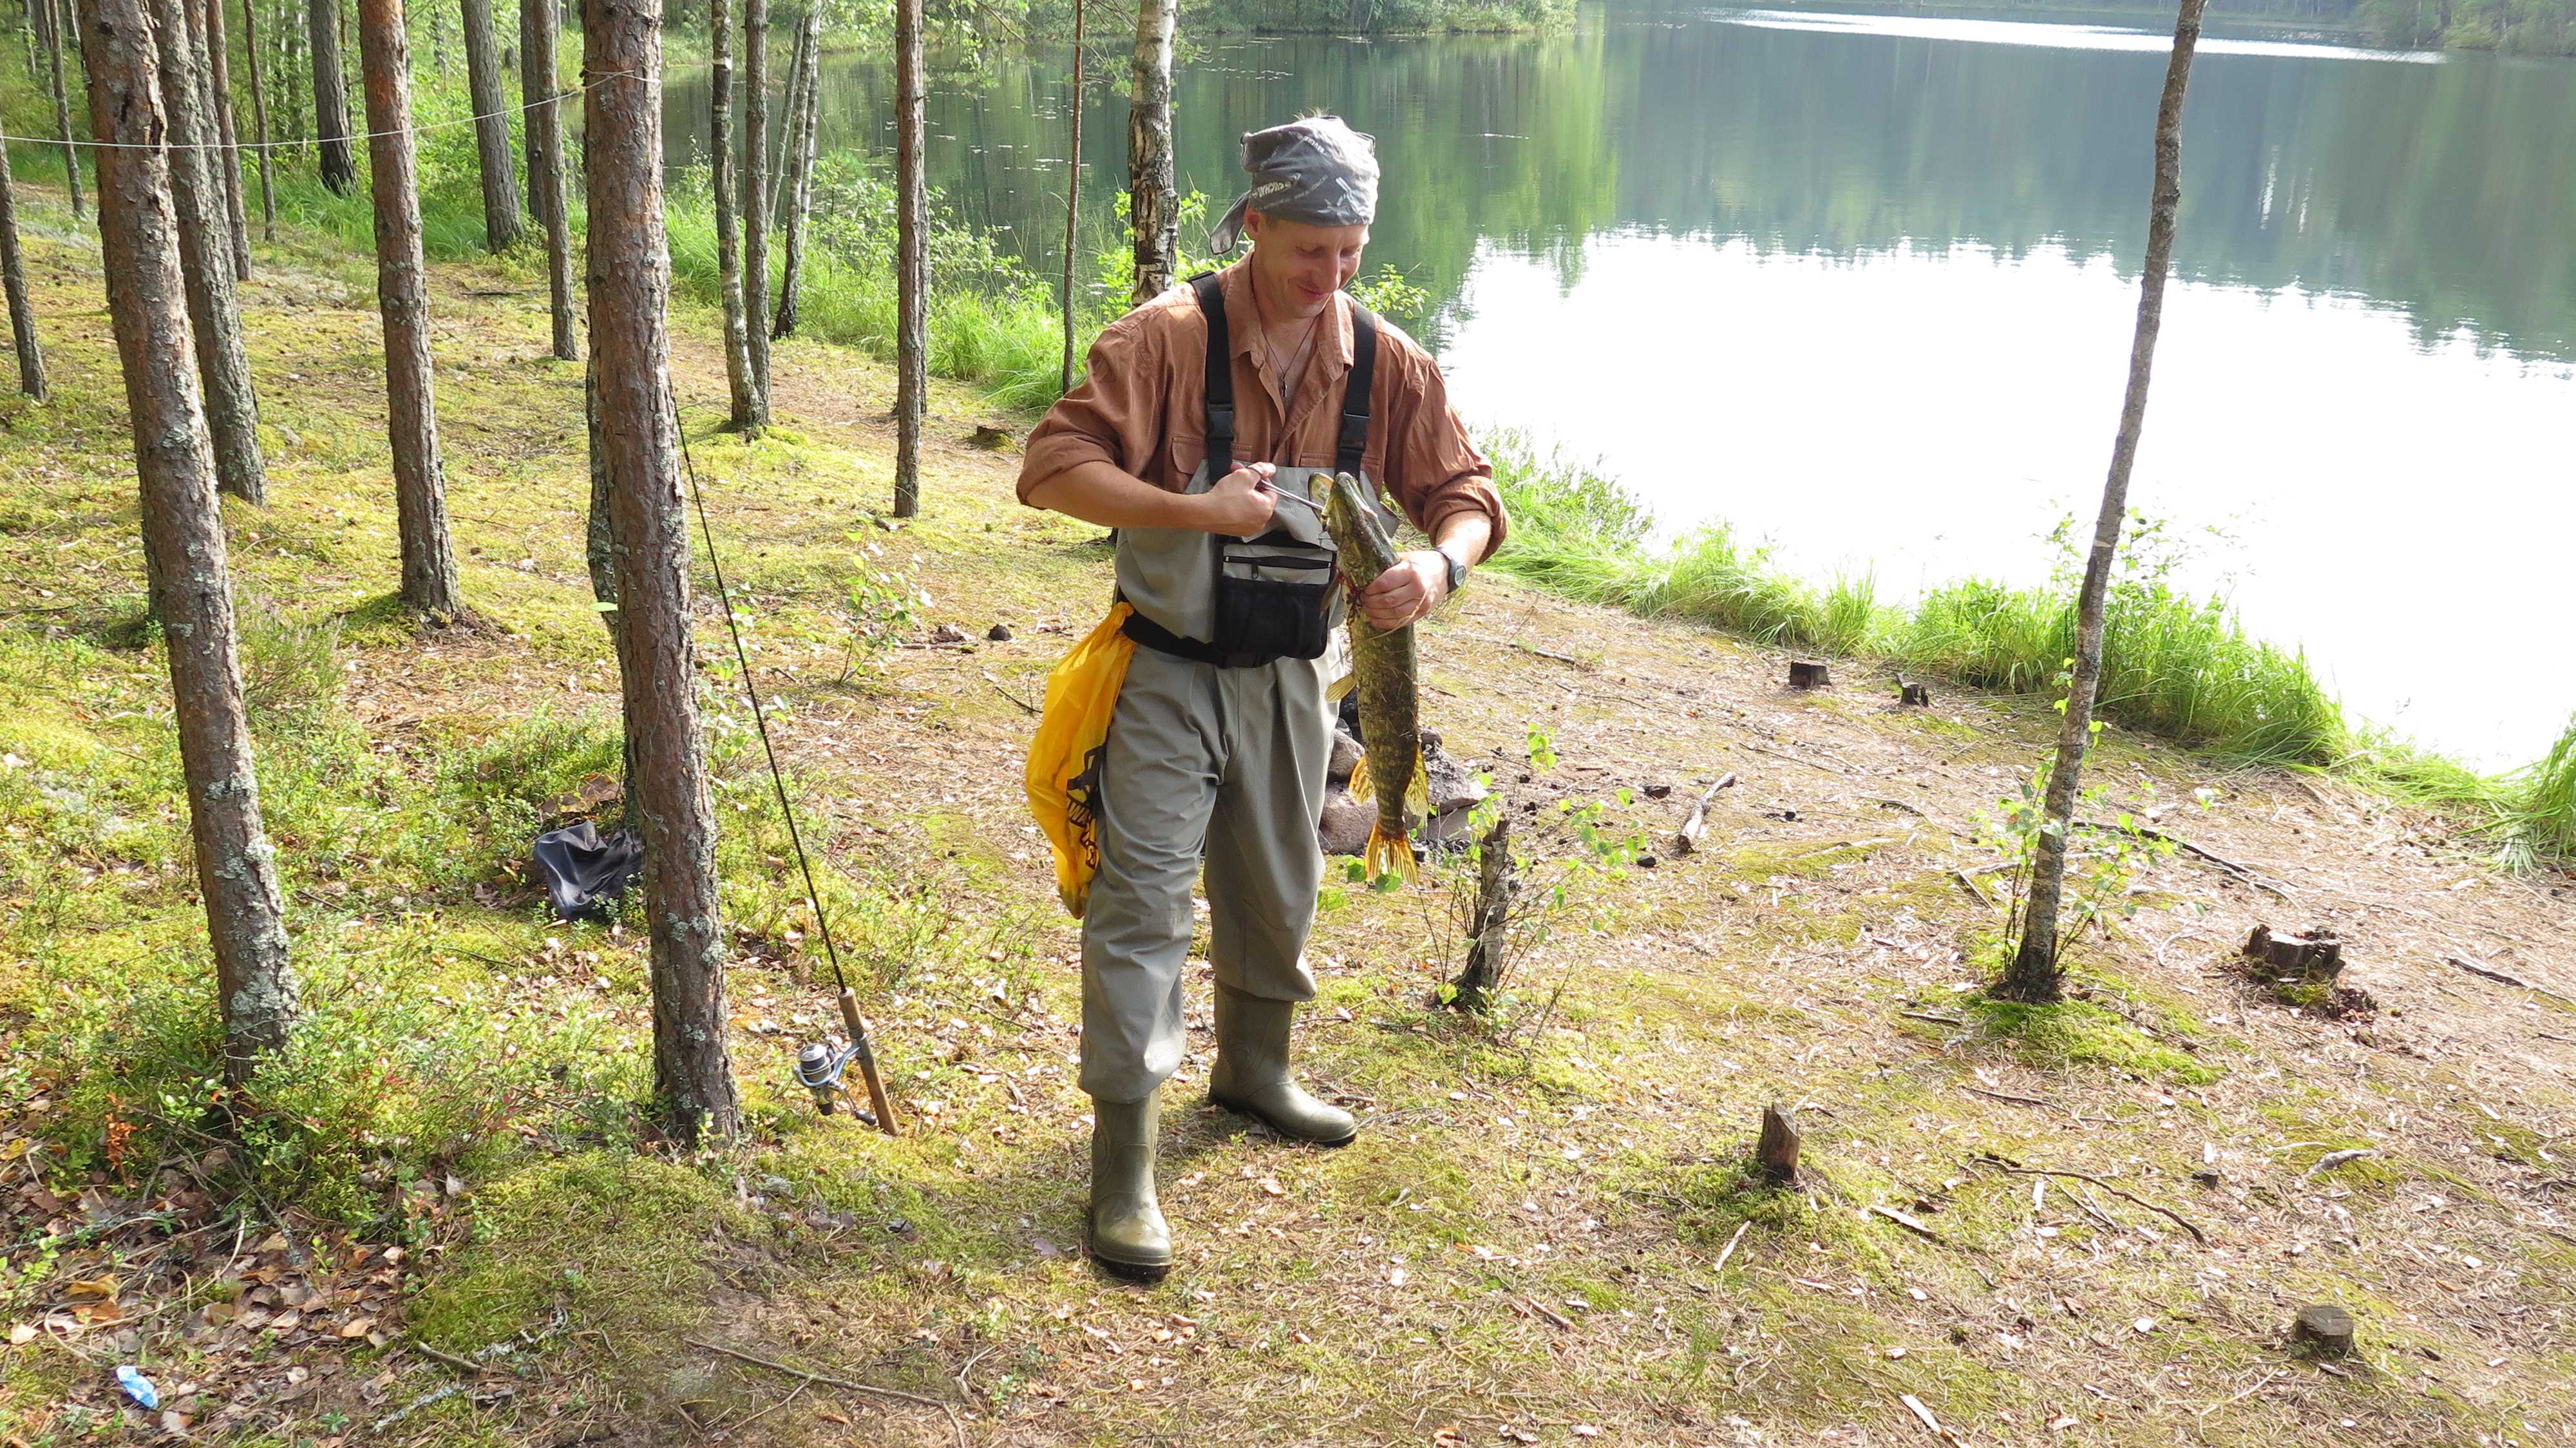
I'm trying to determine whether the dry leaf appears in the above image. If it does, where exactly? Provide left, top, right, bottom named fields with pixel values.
left=6, top=1324, right=35, bottom=1345
left=340, top=1317, right=374, bottom=1338
left=62, top=1278, right=118, bottom=1302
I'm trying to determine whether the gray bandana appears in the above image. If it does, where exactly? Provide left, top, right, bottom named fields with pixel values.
left=1208, top=116, right=1380, bottom=256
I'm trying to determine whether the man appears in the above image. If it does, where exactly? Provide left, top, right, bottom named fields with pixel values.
left=1019, top=116, right=1506, bottom=1278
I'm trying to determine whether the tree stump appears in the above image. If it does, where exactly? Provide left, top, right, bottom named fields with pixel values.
left=1900, top=680, right=1932, bottom=707
left=1787, top=661, right=1831, bottom=689
left=2291, top=1303, right=2354, bottom=1357
left=2244, top=924, right=2342, bottom=980
left=1756, top=1103, right=1801, bottom=1184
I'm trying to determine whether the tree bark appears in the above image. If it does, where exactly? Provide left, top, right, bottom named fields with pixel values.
left=193, top=0, right=252, bottom=278
left=356, top=0, right=463, bottom=616
left=152, top=0, right=269, bottom=504
left=1125, top=0, right=1175, bottom=305
left=459, top=0, right=520, bottom=251
left=520, top=0, right=576, bottom=358
left=82, top=0, right=297, bottom=1081
left=768, top=0, right=817, bottom=339
left=891, top=0, right=923, bottom=516
left=307, top=0, right=352, bottom=192
left=2001, top=0, right=2208, bottom=1003
left=708, top=0, right=755, bottom=429
left=738, top=0, right=768, bottom=414
left=0, top=130, right=48, bottom=400
left=240, top=0, right=278, bottom=239
left=41, top=0, right=85, bottom=218
left=583, top=0, right=741, bottom=1144
left=1059, top=0, right=1083, bottom=395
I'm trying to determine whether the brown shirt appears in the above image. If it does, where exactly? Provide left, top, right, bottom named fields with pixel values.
left=1018, top=262, right=1508, bottom=559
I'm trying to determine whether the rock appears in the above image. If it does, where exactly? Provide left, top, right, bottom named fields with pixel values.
left=1318, top=797, right=1374, bottom=857
left=1328, top=728, right=1363, bottom=786
left=930, top=623, right=968, bottom=644
left=1423, top=803, right=1481, bottom=848
left=987, top=622, right=1014, bottom=642
left=1423, top=741, right=1487, bottom=814
left=1642, top=782, right=1672, bottom=799
left=1636, top=855, right=1657, bottom=869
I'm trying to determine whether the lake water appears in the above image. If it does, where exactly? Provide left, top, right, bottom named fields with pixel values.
left=666, top=1, right=2576, bottom=768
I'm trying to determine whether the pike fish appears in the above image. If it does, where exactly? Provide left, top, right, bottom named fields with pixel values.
left=1323, top=471, right=1428, bottom=884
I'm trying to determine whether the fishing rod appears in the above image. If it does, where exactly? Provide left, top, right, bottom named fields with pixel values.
left=667, top=383, right=899, bottom=1136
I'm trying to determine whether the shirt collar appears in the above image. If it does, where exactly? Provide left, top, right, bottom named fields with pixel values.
left=1220, top=260, right=1356, bottom=374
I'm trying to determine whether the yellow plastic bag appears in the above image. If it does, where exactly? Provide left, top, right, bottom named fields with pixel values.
left=1025, top=602, right=1137, bottom=918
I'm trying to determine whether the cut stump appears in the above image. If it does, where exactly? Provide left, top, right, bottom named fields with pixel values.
left=1787, top=660, right=1831, bottom=689
left=2244, top=924, right=2343, bottom=980
left=2291, top=1303, right=2355, bottom=1357
left=1899, top=680, right=1932, bottom=707
left=1756, top=1102, right=1801, bottom=1184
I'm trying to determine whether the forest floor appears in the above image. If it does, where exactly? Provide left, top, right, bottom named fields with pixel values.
left=1, top=184, right=2573, bottom=1448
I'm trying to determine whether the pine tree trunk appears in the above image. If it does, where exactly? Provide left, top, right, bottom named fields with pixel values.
left=891, top=0, right=923, bottom=517
left=240, top=0, right=278, bottom=238
left=737, top=0, right=769, bottom=417
left=0, top=135, right=48, bottom=400
left=356, top=0, right=463, bottom=616
left=459, top=0, right=520, bottom=251
left=709, top=0, right=755, bottom=428
left=82, top=0, right=298, bottom=1080
left=521, top=0, right=575, bottom=358
left=307, top=0, right=352, bottom=191
left=194, top=0, right=254, bottom=278
left=41, top=0, right=84, bottom=218
left=583, top=0, right=741, bottom=1143
left=1059, top=0, right=1084, bottom=395
left=2002, top=0, right=2208, bottom=1004
left=152, top=0, right=269, bottom=504
left=768, top=1, right=817, bottom=339
left=1125, top=0, right=1175, bottom=305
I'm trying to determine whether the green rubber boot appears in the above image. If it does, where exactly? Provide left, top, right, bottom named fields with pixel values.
left=1087, top=1091, right=1170, bottom=1279
left=1208, top=984, right=1359, bottom=1146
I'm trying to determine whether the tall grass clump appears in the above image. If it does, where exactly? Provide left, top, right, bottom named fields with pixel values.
left=1482, top=436, right=2342, bottom=763
left=2503, top=714, right=2576, bottom=866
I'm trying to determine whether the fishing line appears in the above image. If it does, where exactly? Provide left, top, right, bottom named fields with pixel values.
left=663, top=379, right=900, bottom=1134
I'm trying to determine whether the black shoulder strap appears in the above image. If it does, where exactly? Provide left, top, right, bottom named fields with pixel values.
left=1189, top=272, right=1233, bottom=481
left=1338, top=301, right=1379, bottom=479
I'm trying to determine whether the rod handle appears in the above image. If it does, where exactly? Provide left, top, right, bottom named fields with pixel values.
left=838, top=987, right=900, bottom=1136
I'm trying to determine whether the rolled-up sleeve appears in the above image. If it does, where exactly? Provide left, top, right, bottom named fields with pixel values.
left=1019, top=311, right=1169, bottom=504
left=1378, top=339, right=1508, bottom=562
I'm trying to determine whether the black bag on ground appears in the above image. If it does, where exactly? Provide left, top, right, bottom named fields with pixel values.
left=532, top=820, right=643, bottom=920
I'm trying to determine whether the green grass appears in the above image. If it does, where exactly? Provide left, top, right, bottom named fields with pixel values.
left=1486, top=435, right=2572, bottom=859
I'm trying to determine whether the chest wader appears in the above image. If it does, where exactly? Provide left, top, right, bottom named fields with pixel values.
left=1083, top=275, right=1384, bottom=1279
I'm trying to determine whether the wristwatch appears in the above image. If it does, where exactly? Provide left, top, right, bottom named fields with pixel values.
left=1435, top=539, right=1473, bottom=594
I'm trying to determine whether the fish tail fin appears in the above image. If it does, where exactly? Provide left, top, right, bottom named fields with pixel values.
left=1364, top=823, right=1418, bottom=886
left=1346, top=755, right=1374, bottom=803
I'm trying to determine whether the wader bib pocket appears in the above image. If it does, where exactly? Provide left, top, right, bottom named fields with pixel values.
left=1213, top=533, right=1336, bottom=661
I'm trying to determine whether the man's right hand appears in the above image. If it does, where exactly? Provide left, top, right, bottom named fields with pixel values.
left=1199, top=463, right=1280, bottom=538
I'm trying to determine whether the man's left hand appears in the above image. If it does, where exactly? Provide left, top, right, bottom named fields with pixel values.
left=1358, top=550, right=1450, bottom=630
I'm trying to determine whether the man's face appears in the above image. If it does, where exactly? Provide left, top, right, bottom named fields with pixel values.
left=1243, top=212, right=1370, bottom=321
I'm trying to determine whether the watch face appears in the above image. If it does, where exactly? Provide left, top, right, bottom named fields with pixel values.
left=1445, top=551, right=1468, bottom=590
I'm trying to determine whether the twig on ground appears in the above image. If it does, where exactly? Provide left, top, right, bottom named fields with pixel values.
left=1740, top=741, right=1846, bottom=776
left=1967, top=1153, right=2208, bottom=1244
left=685, top=1336, right=965, bottom=1448
left=2445, top=953, right=2575, bottom=1005
left=1867, top=1204, right=1940, bottom=1241
left=1900, top=1011, right=1965, bottom=1026
left=1672, top=772, right=1739, bottom=855
left=411, top=1339, right=524, bottom=1378
left=1710, top=1219, right=1751, bottom=1280
left=2078, top=817, right=2293, bottom=899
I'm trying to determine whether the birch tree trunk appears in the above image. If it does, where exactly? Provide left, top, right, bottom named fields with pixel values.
left=1059, top=0, right=1084, bottom=395
left=768, top=0, right=817, bottom=339
left=356, top=0, right=464, bottom=616
left=1125, top=0, right=1175, bottom=305
left=307, top=0, right=353, bottom=191
left=193, top=0, right=253, bottom=278
left=737, top=0, right=769, bottom=417
left=708, top=0, right=755, bottom=428
left=2001, top=0, right=2208, bottom=1003
left=583, top=0, right=741, bottom=1143
left=458, top=0, right=520, bottom=251
left=521, top=0, right=575, bottom=358
left=240, top=0, right=278, bottom=238
left=0, top=129, right=47, bottom=400
left=152, top=0, right=269, bottom=504
left=891, top=0, right=923, bottom=516
left=82, top=0, right=298, bottom=1080
left=41, top=0, right=84, bottom=218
